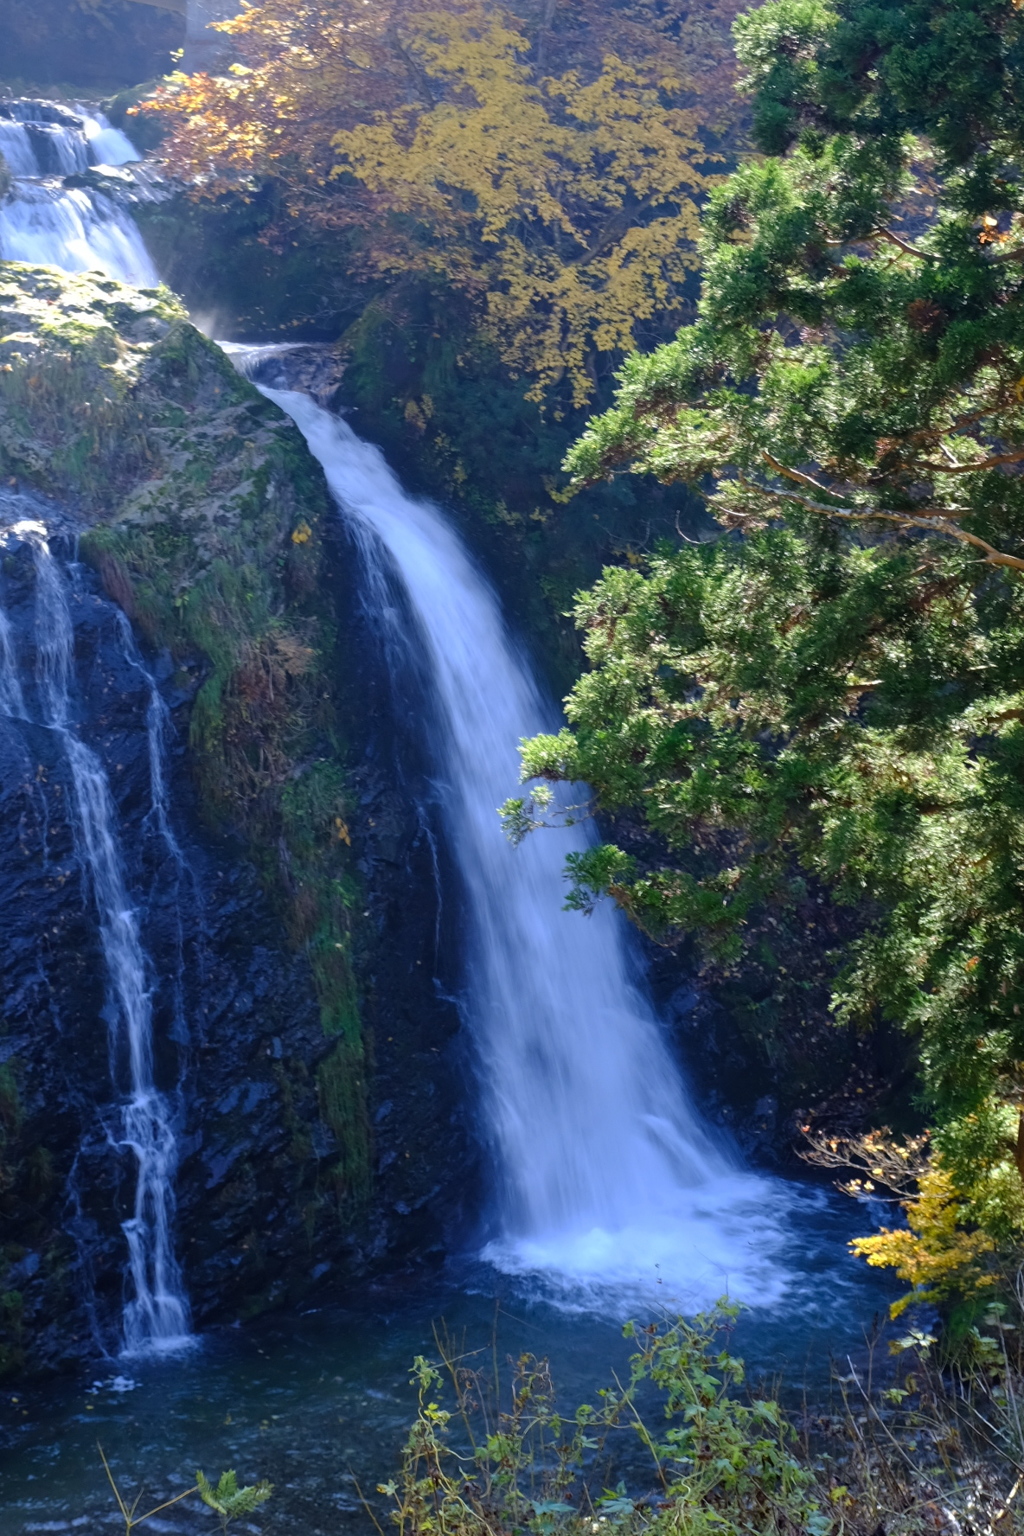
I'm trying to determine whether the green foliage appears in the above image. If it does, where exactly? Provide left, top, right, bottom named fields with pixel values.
left=386, top=1308, right=1024, bottom=1534
left=383, top=1305, right=823, bottom=1536
left=735, top=0, right=1024, bottom=166
left=196, top=1470, right=273, bottom=1534
left=565, top=0, right=1024, bottom=589
left=518, top=0, right=1024, bottom=1244
left=514, top=522, right=1024, bottom=1233
left=0, top=265, right=178, bottom=505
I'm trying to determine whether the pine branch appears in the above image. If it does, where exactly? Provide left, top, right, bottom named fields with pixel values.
left=745, top=464, right=1024, bottom=572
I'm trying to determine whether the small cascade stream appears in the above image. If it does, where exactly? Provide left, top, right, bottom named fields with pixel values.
left=255, top=383, right=788, bottom=1308
left=0, top=523, right=191, bottom=1354
left=0, top=101, right=157, bottom=285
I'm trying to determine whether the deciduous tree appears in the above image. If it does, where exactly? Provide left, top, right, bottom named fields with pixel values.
left=147, top=0, right=739, bottom=401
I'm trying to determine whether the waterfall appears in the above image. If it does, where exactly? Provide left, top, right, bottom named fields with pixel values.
left=0, top=604, right=27, bottom=719
left=0, top=521, right=191, bottom=1354
left=116, top=612, right=186, bottom=868
left=116, top=612, right=194, bottom=1056
left=259, top=386, right=787, bottom=1309
left=0, top=101, right=157, bottom=287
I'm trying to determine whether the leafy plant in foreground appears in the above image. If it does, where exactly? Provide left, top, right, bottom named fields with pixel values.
left=382, top=1304, right=1024, bottom=1536
left=196, top=1468, right=274, bottom=1534
left=380, top=1304, right=822, bottom=1536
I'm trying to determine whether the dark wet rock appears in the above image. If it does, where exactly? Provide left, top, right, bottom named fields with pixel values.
left=0, top=269, right=480, bottom=1375
left=0, top=542, right=478, bottom=1370
left=240, top=344, right=350, bottom=412
left=0, top=102, right=84, bottom=129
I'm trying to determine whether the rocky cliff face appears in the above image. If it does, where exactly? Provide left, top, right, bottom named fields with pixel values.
left=0, top=264, right=477, bottom=1374
left=1, top=0, right=183, bottom=89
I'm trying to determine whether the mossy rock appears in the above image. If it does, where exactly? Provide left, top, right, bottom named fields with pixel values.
left=0, top=261, right=370, bottom=1215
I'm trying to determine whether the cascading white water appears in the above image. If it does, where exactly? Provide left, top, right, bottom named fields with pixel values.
left=0, top=604, right=27, bottom=719
left=0, top=104, right=90, bottom=176
left=116, top=612, right=186, bottom=867
left=0, top=522, right=191, bottom=1353
left=116, top=613, right=194, bottom=1056
left=0, top=183, right=159, bottom=287
left=260, top=387, right=788, bottom=1308
left=0, top=102, right=158, bottom=287
left=81, top=111, right=144, bottom=171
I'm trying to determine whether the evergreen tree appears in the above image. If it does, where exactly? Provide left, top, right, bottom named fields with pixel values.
left=508, top=0, right=1024, bottom=1245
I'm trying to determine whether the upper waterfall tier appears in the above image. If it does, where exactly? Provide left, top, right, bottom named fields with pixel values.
left=0, top=100, right=140, bottom=178
left=0, top=100, right=158, bottom=287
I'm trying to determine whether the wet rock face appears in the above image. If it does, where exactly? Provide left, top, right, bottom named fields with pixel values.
left=0, top=515, right=478, bottom=1374
left=0, top=272, right=482, bottom=1375
left=241, top=345, right=350, bottom=412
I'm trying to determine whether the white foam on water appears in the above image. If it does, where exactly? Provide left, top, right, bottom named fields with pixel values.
left=0, top=183, right=159, bottom=286
left=81, top=111, right=141, bottom=169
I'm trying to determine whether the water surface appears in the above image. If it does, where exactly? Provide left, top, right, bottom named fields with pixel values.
left=0, top=1191, right=896, bottom=1536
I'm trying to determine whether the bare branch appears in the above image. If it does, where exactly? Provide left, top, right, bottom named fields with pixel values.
left=762, top=451, right=842, bottom=499
left=745, top=469, right=1024, bottom=571
left=870, top=225, right=940, bottom=262
left=917, top=447, right=1024, bottom=474
left=986, top=242, right=1024, bottom=266
left=906, top=401, right=1008, bottom=446
left=825, top=225, right=938, bottom=260
left=800, top=1128, right=931, bottom=1198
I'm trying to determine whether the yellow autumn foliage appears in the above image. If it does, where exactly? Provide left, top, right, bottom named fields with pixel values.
left=149, top=0, right=717, bottom=405
left=331, top=4, right=709, bottom=403
left=851, top=1164, right=997, bottom=1318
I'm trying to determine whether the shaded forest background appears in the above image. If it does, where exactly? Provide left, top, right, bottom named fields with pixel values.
left=0, top=0, right=184, bottom=86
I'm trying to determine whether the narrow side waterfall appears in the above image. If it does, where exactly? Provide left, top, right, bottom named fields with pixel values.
left=117, top=611, right=186, bottom=868
left=261, top=387, right=787, bottom=1308
left=0, top=523, right=191, bottom=1354
left=0, top=101, right=158, bottom=286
